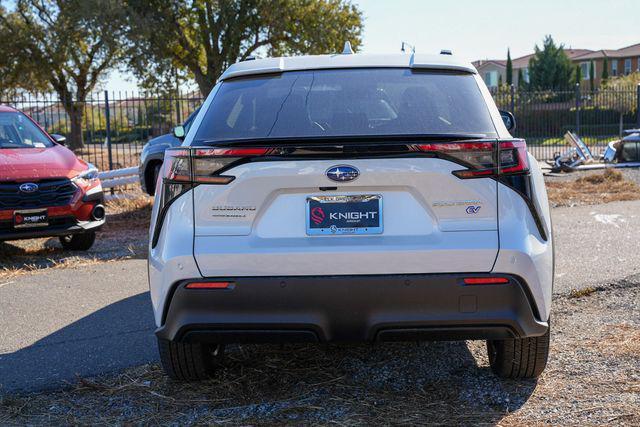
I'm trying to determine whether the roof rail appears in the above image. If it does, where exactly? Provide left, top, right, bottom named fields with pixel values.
left=342, top=41, right=354, bottom=54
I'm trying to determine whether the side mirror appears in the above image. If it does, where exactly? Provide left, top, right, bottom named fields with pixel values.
left=173, top=125, right=186, bottom=140
left=499, top=110, right=516, bottom=132
left=50, top=134, right=67, bottom=145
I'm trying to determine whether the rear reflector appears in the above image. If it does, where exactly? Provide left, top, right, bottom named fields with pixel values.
left=463, top=277, right=510, bottom=285
left=185, top=281, right=233, bottom=289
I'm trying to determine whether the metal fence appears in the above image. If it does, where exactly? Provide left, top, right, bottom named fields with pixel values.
left=490, top=84, right=640, bottom=160
left=2, top=85, right=640, bottom=169
left=2, top=91, right=204, bottom=171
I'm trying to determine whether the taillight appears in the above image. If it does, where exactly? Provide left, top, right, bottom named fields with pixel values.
left=163, top=147, right=272, bottom=184
left=415, top=139, right=529, bottom=179
left=499, top=140, right=529, bottom=175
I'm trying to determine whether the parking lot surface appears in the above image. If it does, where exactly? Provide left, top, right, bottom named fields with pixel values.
left=1, top=200, right=639, bottom=394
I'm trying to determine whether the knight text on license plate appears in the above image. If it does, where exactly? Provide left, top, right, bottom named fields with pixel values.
left=306, top=195, right=382, bottom=235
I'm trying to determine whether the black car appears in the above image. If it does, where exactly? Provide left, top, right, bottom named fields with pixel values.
left=139, top=108, right=199, bottom=195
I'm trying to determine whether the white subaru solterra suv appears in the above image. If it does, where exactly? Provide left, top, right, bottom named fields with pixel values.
left=149, top=51, right=553, bottom=381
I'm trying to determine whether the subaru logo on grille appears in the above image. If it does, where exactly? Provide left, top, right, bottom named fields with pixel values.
left=19, top=183, right=39, bottom=193
left=326, top=165, right=359, bottom=182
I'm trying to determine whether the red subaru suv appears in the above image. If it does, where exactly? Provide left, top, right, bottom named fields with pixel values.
left=0, top=106, right=105, bottom=250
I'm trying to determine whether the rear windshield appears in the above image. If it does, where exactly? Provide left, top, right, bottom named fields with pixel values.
left=0, top=112, right=53, bottom=149
left=193, top=68, right=497, bottom=143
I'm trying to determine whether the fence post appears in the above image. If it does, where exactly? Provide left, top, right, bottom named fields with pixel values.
left=510, top=84, right=515, bottom=113
left=575, top=83, right=581, bottom=134
left=104, top=90, right=113, bottom=171
left=636, top=84, right=640, bottom=128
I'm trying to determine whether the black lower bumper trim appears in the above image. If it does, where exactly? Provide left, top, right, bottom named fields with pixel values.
left=157, top=273, right=548, bottom=344
left=0, top=218, right=104, bottom=241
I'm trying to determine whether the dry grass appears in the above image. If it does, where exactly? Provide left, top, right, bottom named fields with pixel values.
left=568, top=286, right=598, bottom=298
left=598, top=323, right=640, bottom=357
left=1, top=284, right=638, bottom=426
left=546, top=169, right=640, bottom=207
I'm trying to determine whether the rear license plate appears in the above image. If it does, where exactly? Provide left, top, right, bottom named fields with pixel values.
left=13, top=209, right=49, bottom=228
left=306, top=195, right=382, bottom=235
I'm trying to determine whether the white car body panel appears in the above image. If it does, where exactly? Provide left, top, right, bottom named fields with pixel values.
left=219, top=53, right=477, bottom=81
left=148, top=190, right=200, bottom=326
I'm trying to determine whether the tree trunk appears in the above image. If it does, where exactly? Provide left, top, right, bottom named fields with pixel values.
left=66, top=103, right=84, bottom=150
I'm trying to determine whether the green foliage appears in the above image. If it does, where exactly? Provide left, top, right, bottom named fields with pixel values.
left=528, top=35, right=573, bottom=91
left=506, top=49, right=513, bottom=86
left=124, top=0, right=364, bottom=95
left=589, top=61, right=594, bottom=91
left=574, top=65, right=581, bottom=85
left=602, top=57, right=609, bottom=83
left=517, top=68, right=524, bottom=88
left=0, top=0, right=127, bottom=148
left=594, top=72, right=640, bottom=114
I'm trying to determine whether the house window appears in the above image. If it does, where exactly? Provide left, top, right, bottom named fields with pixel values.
left=522, top=67, right=530, bottom=83
left=637, top=57, right=640, bottom=71
left=624, top=58, right=632, bottom=75
left=484, top=71, right=498, bottom=87
left=580, top=62, right=590, bottom=80
left=612, top=60, right=618, bottom=76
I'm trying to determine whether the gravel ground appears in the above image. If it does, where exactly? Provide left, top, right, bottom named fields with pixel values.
left=0, top=275, right=638, bottom=425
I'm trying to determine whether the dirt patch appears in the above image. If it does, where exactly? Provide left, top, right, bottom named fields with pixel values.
left=1, top=279, right=638, bottom=425
left=0, top=190, right=151, bottom=281
left=546, top=169, right=640, bottom=207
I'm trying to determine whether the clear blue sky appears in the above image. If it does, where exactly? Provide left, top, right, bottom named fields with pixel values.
left=108, top=0, right=640, bottom=91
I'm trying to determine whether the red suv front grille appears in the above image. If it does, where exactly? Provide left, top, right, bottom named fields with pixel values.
left=0, top=179, right=77, bottom=210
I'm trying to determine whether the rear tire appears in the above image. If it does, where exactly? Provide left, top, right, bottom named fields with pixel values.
left=487, top=327, right=550, bottom=379
left=157, top=338, right=224, bottom=381
left=59, top=231, right=96, bottom=251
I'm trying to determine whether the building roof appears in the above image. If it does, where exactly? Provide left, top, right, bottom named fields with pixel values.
left=511, top=49, right=594, bottom=68
left=471, top=59, right=506, bottom=69
left=220, top=53, right=477, bottom=81
left=573, top=43, right=640, bottom=60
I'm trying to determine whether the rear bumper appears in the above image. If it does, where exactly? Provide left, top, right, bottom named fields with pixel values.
left=156, top=273, right=549, bottom=344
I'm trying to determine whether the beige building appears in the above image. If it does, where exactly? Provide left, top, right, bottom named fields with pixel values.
left=474, top=44, right=639, bottom=89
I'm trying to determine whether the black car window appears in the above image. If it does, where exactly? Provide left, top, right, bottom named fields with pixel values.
left=194, top=68, right=497, bottom=143
left=0, top=112, right=53, bottom=148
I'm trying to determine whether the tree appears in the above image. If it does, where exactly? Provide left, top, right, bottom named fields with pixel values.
left=589, top=61, right=594, bottom=91
left=0, top=0, right=127, bottom=149
left=125, top=0, right=364, bottom=96
left=506, top=48, right=513, bottom=86
left=517, top=68, right=524, bottom=89
left=528, top=35, right=573, bottom=91
left=574, top=65, right=581, bottom=86
left=602, top=57, right=609, bottom=83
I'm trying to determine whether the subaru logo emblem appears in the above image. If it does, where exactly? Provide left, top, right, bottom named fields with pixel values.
left=326, top=165, right=359, bottom=182
left=19, top=183, right=39, bottom=193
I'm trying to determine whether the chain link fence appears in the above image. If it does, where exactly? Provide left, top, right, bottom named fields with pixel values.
left=2, top=85, right=640, bottom=169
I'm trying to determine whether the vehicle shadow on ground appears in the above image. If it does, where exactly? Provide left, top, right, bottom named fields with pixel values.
left=0, top=292, right=538, bottom=424
left=188, top=341, right=539, bottom=424
left=0, top=292, right=157, bottom=395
